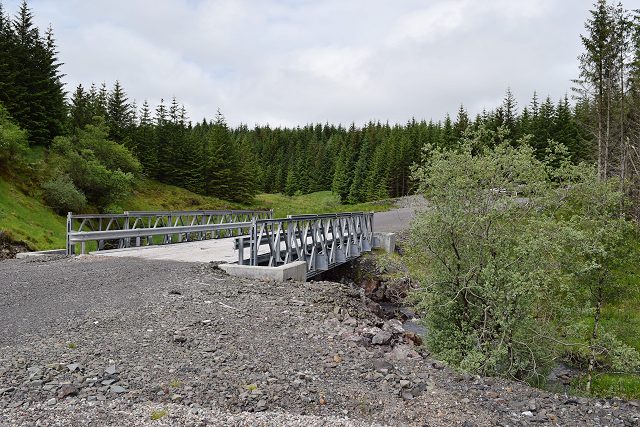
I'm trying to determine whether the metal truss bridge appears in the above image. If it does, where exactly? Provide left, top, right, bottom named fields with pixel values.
left=66, top=209, right=385, bottom=281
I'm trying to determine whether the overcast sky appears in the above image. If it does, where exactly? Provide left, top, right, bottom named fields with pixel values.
left=3, top=0, right=608, bottom=126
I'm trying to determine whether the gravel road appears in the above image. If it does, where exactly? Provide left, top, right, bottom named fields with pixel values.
left=0, top=256, right=638, bottom=426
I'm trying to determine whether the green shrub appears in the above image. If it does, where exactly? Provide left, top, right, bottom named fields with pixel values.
left=42, top=174, right=87, bottom=214
left=0, top=103, right=28, bottom=172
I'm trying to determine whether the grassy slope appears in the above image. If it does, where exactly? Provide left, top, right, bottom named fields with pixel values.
left=0, top=177, right=66, bottom=250
left=120, top=179, right=243, bottom=212
left=0, top=180, right=393, bottom=251
left=250, top=191, right=393, bottom=218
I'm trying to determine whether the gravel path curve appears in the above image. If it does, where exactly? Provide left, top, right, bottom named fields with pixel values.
left=0, top=256, right=638, bottom=426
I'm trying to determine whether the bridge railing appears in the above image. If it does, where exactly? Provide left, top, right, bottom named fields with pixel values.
left=244, top=212, right=373, bottom=278
left=67, top=209, right=272, bottom=255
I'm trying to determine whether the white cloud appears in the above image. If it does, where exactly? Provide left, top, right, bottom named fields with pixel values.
left=5, top=0, right=590, bottom=126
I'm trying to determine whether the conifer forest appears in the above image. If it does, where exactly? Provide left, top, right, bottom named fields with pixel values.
left=1, top=0, right=638, bottom=214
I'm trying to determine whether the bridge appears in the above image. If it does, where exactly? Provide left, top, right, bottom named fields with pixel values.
left=65, top=209, right=397, bottom=281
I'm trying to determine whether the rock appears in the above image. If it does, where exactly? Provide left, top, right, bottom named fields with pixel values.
left=104, top=365, right=118, bottom=375
left=403, top=331, right=423, bottom=346
left=46, top=398, right=56, bottom=406
left=522, top=411, right=534, bottom=417
left=399, top=380, right=411, bottom=388
left=173, top=335, right=187, bottom=343
left=110, top=385, right=127, bottom=394
left=256, top=399, right=267, bottom=411
left=384, top=319, right=405, bottom=335
left=371, top=330, right=393, bottom=345
left=361, top=326, right=383, bottom=338
left=342, top=317, right=358, bottom=327
left=401, top=391, right=414, bottom=401
left=410, top=383, right=428, bottom=397
left=66, top=363, right=80, bottom=373
left=0, top=387, right=15, bottom=395
left=57, top=384, right=78, bottom=399
left=373, top=359, right=394, bottom=374
left=386, top=344, right=421, bottom=360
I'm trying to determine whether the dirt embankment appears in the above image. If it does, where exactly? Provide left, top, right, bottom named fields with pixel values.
left=0, top=232, right=29, bottom=261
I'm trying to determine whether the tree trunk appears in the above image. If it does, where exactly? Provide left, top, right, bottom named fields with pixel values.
left=586, top=288, right=603, bottom=394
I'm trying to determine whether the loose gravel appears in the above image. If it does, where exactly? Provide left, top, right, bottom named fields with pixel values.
left=0, top=255, right=638, bottom=426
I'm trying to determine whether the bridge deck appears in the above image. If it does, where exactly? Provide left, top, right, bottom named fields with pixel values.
left=89, top=236, right=250, bottom=264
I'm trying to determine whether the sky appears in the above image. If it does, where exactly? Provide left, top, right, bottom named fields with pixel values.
left=2, top=0, right=613, bottom=127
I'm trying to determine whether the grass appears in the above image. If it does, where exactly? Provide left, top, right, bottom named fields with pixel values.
left=248, top=191, right=394, bottom=218
left=150, top=409, right=168, bottom=421
left=1, top=173, right=394, bottom=251
left=0, top=176, right=66, bottom=250
left=120, top=179, right=242, bottom=212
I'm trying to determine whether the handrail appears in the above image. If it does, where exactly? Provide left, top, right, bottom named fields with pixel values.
left=66, top=209, right=272, bottom=255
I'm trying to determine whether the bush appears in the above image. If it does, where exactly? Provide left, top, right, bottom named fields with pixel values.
left=0, top=103, right=28, bottom=172
left=42, top=174, right=87, bottom=214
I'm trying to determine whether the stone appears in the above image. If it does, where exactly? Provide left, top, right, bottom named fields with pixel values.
left=256, top=399, right=267, bottom=411
left=361, top=327, right=383, bottom=338
left=104, top=365, right=118, bottom=375
left=522, top=411, right=534, bottom=417
left=371, top=330, right=393, bottom=345
left=403, top=332, right=423, bottom=346
left=384, top=319, right=405, bottom=335
left=110, top=385, right=127, bottom=394
left=57, top=384, right=78, bottom=399
left=399, top=380, right=411, bottom=388
left=401, top=391, right=414, bottom=401
left=373, top=359, right=394, bottom=374
left=66, top=363, right=80, bottom=373
left=386, top=344, right=421, bottom=360
left=46, top=398, right=56, bottom=406
left=174, top=335, right=187, bottom=343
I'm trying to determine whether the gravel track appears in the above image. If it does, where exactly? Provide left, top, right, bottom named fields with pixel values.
left=0, top=256, right=638, bottom=426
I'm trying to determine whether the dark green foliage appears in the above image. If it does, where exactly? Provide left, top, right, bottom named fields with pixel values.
left=0, top=1, right=66, bottom=147
left=0, top=102, right=28, bottom=172
left=49, top=119, right=139, bottom=209
left=41, top=174, right=86, bottom=214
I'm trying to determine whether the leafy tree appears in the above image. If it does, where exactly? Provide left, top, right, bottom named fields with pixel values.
left=409, top=139, right=563, bottom=381
left=0, top=102, right=28, bottom=172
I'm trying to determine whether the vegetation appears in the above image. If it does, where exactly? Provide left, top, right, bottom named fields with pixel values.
left=0, top=176, right=66, bottom=249
left=409, top=129, right=640, bottom=394
left=250, top=191, right=393, bottom=219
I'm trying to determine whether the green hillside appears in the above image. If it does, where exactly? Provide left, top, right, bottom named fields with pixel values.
left=0, top=177, right=66, bottom=250
left=0, top=178, right=393, bottom=251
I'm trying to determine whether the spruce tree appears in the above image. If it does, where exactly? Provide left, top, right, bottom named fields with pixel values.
left=107, top=80, right=132, bottom=143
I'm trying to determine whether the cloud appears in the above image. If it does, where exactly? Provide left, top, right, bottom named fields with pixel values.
left=6, top=0, right=590, bottom=126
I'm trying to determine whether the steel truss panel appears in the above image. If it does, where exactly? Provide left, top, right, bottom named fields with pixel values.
left=66, top=210, right=272, bottom=255
left=247, top=212, right=374, bottom=277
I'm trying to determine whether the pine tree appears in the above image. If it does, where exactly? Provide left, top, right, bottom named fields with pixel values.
left=107, top=80, right=132, bottom=143
left=69, top=84, right=92, bottom=130
left=3, top=1, right=65, bottom=145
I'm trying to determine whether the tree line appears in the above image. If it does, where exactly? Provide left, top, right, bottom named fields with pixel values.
left=0, top=0, right=639, bottom=218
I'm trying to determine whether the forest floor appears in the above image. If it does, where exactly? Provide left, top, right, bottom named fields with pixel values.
left=0, top=255, right=638, bottom=426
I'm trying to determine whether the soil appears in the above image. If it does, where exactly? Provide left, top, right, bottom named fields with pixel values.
left=0, top=232, right=29, bottom=261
